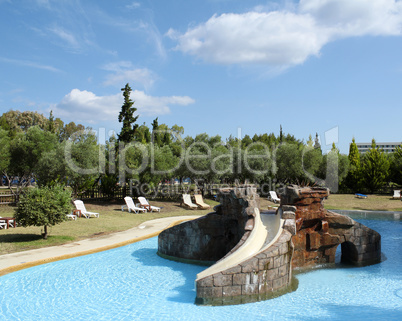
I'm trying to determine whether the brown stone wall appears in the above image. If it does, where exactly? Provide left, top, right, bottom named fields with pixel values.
left=195, top=227, right=295, bottom=305
left=158, top=185, right=381, bottom=306
left=280, top=185, right=381, bottom=268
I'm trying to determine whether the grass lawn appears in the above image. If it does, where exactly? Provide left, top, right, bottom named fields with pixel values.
left=323, top=193, right=402, bottom=212
left=1, top=193, right=400, bottom=256
left=0, top=198, right=218, bottom=255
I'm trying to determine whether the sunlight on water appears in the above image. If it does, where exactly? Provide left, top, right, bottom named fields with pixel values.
left=0, top=217, right=401, bottom=321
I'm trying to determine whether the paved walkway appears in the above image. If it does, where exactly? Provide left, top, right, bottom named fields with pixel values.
left=0, top=215, right=200, bottom=276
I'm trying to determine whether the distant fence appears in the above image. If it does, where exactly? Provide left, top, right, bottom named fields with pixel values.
left=0, top=192, right=17, bottom=205
left=77, top=186, right=129, bottom=201
left=78, top=184, right=224, bottom=202
left=2, top=183, right=399, bottom=206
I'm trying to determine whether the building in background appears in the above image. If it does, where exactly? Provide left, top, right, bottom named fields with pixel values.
left=356, top=142, right=402, bottom=154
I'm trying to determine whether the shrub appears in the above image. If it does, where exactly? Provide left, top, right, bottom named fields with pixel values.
left=15, top=185, right=72, bottom=239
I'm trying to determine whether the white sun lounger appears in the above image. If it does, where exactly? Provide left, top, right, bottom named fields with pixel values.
left=194, top=194, right=210, bottom=209
left=268, top=191, right=280, bottom=204
left=182, top=194, right=198, bottom=210
left=138, top=197, right=161, bottom=212
left=73, top=200, right=100, bottom=218
left=123, top=197, right=147, bottom=213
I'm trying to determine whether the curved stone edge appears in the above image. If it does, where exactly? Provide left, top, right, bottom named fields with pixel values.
left=195, top=207, right=267, bottom=281
left=0, top=216, right=199, bottom=277
left=326, top=210, right=382, bottom=266
left=158, top=187, right=259, bottom=267
left=195, top=212, right=296, bottom=306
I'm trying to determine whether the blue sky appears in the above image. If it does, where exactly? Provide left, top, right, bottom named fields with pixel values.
left=1, top=0, right=402, bottom=154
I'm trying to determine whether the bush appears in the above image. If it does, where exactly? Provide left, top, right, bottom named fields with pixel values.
left=15, top=185, right=72, bottom=239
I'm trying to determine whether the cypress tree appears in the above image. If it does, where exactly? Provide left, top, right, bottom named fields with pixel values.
left=361, top=139, right=390, bottom=193
left=151, top=117, right=162, bottom=147
left=118, top=83, right=139, bottom=144
left=345, top=137, right=362, bottom=192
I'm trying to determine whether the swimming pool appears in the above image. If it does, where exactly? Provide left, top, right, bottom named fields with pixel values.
left=0, top=216, right=401, bottom=320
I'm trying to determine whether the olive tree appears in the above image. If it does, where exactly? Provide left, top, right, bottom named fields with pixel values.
left=15, top=185, right=72, bottom=239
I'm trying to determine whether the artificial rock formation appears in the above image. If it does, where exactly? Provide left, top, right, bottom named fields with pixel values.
left=158, top=187, right=257, bottom=265
left=157, top=185, right=381, bottom=306
left=282, top=185, right=381, bottom=268
left=158, top=186, right=296, bottom=305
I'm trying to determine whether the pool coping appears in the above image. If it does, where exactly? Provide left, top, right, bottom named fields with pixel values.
left=0, top=215, right=201, bottom=276
left=1, top=209, right=400, bottom=276
left=330, top=209, right=402, bottom=219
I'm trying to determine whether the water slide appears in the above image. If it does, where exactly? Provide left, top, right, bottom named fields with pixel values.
left=196, top=208, right=283, bottom=281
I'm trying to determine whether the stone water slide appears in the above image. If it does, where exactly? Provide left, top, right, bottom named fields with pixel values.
left=157, top=185, right=381, bottom=306
left=158, top=186, right=296, bottom=305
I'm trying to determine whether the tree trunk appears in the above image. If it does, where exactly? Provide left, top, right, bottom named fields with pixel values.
left=42, top=225, right=48, bottom=239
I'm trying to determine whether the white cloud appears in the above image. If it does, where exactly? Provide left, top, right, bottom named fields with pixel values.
left=126, top=2, right=141, bottom=10
left=0, top=56, right=61, bottom=72
left=170, top=0, right=402, bottom=68
left=170, top=11, right=325, bottom=66
left=300, top=0, right=402, bottom=37
left=48, top=26, right=80, bottom=49
left=52, top=88, right=195, bottom=123
left=102, top=62, right=156, bottom=89
left=52, top=89, right=120, bottom=124
left=132, top=90, right=195, bottom=116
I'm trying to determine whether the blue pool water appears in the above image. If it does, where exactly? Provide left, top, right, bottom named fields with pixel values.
left=0, top=216, right=401, bottom=321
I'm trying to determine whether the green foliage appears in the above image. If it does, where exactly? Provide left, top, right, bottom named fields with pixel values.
left=0, top=128, right=10, bottom=177
left=302, top=145, right=323, bottom=177
left=314, top=133, right=321, bottom=150
left=14, top=185, right=72, bottom=239
left=0, top=110, right=48, bottom=137
left=361, top=139, right=390, bottom=193
left=134, top=123, right=151, bottom=143
left=35, top=146, right=66, bottom=186
left=118, top=83, right=139, bottom=143
left=274, top=143, right=305, bottom=184
left=58, top=121, right=85, bottom=141
left=241, top=135, right=252, bottom=149
left=344, top=137, right=362, bottom=192
left=8, top=126, right=58, bottom=186
left=316, top=144, right=349, bottom=192
left=390, top=145, right=402, bottom=185
left=100, top=173, right=118, bottom=198
left=36, top=129, right=100, bottom=195
left=3, top=109, right=402, bottom=195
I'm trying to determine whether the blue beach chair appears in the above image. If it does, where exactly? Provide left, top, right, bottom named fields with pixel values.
left=355, top=193, right=368, bottom=199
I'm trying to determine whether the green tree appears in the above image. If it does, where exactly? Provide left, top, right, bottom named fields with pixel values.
left=0, top=128, right=10, bottom=186
left=274, top=143, right=305, bottom=184
left=241, top=135, right=252, bottom=149
left=0, top=110, right=48, bottom=136
left=242, top=142, right=272, bottom=184
left=134, top=123, right=151, bottom=144
left=59, top=121, right=85, bottom=141
left=35, top=145, right=66, bottom=186
left=316, top=143, right=349, bottom=192
left=306, top=134, right=314, bottom=147
left=361, top=139, right=390, bottom=193
left=62, top=129, right=101, bottom=196
left=47, top=110, right=56, bottom=133
left=314, top=133, right=321, bottom=151
left=7, top=126, right=58, bottom=191
left=118, top=83, right=139, bottom=143
left=345, top=138, right=362, bottom=192
left=36, top=129, right=100, bottom=196
left=390, top=145, right=402, bottom=185
left=14, top=185, right=72, bottom=239
left=302, top=143, right=323, bottom=178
